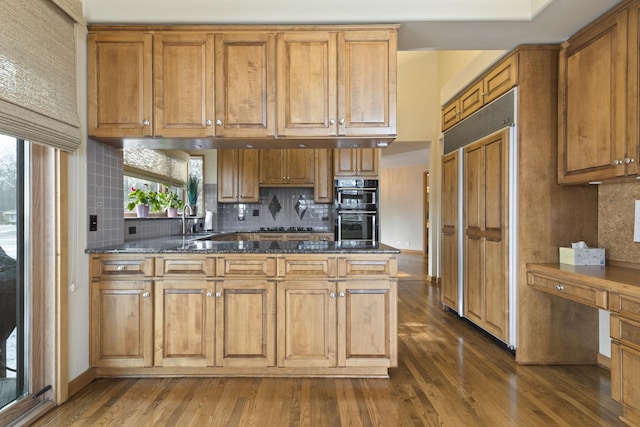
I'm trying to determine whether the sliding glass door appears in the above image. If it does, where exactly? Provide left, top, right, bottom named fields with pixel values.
left=0, top=136, right=28, bottom=410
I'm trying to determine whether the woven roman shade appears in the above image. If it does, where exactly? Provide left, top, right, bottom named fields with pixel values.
left=0, top=0, right=83, bottom=152
left=124, top=148, right=189, bottom=187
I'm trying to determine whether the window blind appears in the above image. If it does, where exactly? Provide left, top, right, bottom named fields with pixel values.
left=123, top=148, right=189, bottom=187
left=0, top=0, right=82, bottom=152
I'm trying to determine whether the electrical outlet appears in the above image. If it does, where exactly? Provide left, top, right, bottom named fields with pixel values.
left=129, top=226, right=136, bottom=235
left=89, top=215, right=97, bottom=231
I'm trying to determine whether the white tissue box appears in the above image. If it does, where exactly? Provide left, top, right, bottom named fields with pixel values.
left=559, top=247, right=605, bottom=266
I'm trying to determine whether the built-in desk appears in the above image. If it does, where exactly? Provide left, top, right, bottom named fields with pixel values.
left=528, top=263, right=640, bottom=427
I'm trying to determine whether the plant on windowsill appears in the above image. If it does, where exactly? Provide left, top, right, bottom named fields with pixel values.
left=186, top=174, right=200, bottom=216
left=126, top=185, right=161, bottom=218
left=159, top=189, right=184, bottom=218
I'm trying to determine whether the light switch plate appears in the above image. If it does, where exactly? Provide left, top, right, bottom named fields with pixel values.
left=634, top=200, right=640, bottom=243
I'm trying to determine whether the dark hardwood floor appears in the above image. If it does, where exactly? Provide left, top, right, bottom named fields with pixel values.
left=33, top=253, right=623, bottom=426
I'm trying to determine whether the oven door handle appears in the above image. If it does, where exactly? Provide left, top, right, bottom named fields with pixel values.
left=337, top=210, right=376, bottom=215
left=337, top=187, right=378, bottom=191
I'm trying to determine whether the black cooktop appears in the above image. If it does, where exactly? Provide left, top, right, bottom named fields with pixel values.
left=258, top=226, right=314, bottom=232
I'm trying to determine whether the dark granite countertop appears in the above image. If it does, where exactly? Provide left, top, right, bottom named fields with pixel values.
left=85, top=233, right=400, bottom=254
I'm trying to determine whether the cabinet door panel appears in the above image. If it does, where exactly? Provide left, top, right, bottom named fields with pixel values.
left=216, top=280, right=276, bottom=367
left=277, top=281, right=337, bottom=367
left=88, top=32, right=152, bottom=137
left=483, top=54, right=518, bottom=105
left=627, top=3, right=640, bottom=176
left=611, top=341, right=640, bottom=408
left=459, top=81, right=483, bottom=120
left=215, top=33, right=275, bottom=137
left=154, top=33, right=214, bottom=137
left=357, top=148, right=379, bottom=176
left=154, top=280, right=215, bottom=367
left=559, top=9, right=627, bottom=183
left=91, top=280, right=153, bottom=368
left=277, top=32, right=337, bottom=136
left=442, top=100, right=460, bottom=131
left=217, top=149, right=239, bottom=202
left=259, top=149, right=286, bottom=184
left=484, top=239, right=507, bottom=340
left=338, top=30, right=396, bottom=136
left=337, top=280, right=397, bottom=367
left=464, top=236, right=483, bottom=324
left=238, top=149, right=259, bottom=202
left=314, top=149, right=334, bottom=203
left=484, top=138, right=503, bottom=231
left=287, top=149, right=314, bottom=184
left=441, top=151, right=459, bottom=309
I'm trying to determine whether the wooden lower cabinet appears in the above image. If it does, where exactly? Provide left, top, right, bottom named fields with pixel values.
left=337, top=280, right=397, bottom=367
left=90, top=253, right=397, bottom=377
left=90, top=279, right=153, bottom=368
left=215, top=279, right=276, bottom=367
left=277, top=280, right=337, bottom=368
left=154, top=279, right=215, bottom=367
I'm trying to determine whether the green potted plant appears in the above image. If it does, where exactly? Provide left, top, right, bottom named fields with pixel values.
left=186, top=174, right=200, bottom=215
left=127, top=185, right=161, bottom=217
left=159, top=189, right=184, bottom=217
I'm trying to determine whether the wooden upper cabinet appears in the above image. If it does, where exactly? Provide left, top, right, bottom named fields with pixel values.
left=314, top=149, right=334, bottom=203
left=217, top=149, right=259, bottom=203
left=277, top=29, right=397, bottom=138
left=259, top=149, right=314, bottom=185
left=277, top=31, right=338, bottom=137
left=334, top=148, right=379, bottom=177
left=88, top=32, right=153, bottom=138
left=626, top=1, right=640, bottom=177
left=559, top=6, right=629, bottom=184
left=338, top=30, right=397, bottom=136
left=440, top=53, right=517, bottom=132
left=214, top=32, right=276, bottom=137
left=482, top=54, right=517, bottom=105
left=154, top=32, right=215, bottom=137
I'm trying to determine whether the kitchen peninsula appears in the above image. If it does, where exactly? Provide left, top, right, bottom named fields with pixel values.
left=86, top=234, right=399, bottom=378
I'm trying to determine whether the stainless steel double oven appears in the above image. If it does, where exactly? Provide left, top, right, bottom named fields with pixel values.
left=334, top=179, right=379, bottom=242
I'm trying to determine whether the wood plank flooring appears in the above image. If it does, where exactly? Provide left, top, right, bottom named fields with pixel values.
left=32, top=254, right=623, bottom=426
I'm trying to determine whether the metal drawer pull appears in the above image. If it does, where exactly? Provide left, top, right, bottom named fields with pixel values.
left=330, top=292, right=336, bottom=298
left=206, top=291, right=213, bottom=297
left=339, top=292, right=345, bottom=297
left=555, top=284, right=565, bottom=291
left=116, top=265, right=124, bottom=271
left=142, top=292, right=150, bottom=298
left=216, top=291, right=222, bottom=297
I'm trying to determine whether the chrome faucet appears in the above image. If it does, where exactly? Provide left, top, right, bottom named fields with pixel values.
left=182, top=203, right=193, bottom=235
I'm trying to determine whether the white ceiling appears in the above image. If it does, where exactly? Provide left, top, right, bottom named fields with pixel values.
left=83, top=0, right=622, bottom=50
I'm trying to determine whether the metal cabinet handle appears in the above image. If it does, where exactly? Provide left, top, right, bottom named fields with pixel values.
left=329, top=292, right=336, bottom=298
left=206, top=291, right=213, bottom=297
left=339, top=291, right=345, bottom=297
left=142, top=292, right=150, bottom=298
left=329, top=119, right=336, bottom=125
left=205, top=119, right=212, bottom=126
left=215, top=119, right=223, bottom=126
left=555, top=284, right=565, bottom=291
left=625, top=157, right=635, bottom=164
left=613, top=159, right=623, bottom=166
left=339, top=118, right=345, bottom=125
left=116, top=265, right=124, bottom=271
left=216, top=291, right=222, bottom=297
left=142, top=119, right=150, bottom=126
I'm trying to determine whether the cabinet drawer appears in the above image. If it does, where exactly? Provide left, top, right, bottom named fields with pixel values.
left=338, top=256, right=397, bottom=278
left=526, top=272, right=608, bottom=309
left=611, top=315, right=640, bottom=351
left=216, top=256, right=277, bottom=277
left=155, top=255, right=216, bottom=276
left=91, top=255, right=154, bottom=278
left=278, top=256, right=337, bottom=278
left=610, top=293, right=640, bottom=322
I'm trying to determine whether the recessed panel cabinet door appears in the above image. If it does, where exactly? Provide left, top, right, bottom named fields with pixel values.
left=277, top=32, right=337, bottom=137
left=215, top=32, right=276, bottom=137
left=88, top=32, right=152, bottom=137
left=277, top=281, right=337, bottom=368
left=441, top=151, right=459, bottom=310
left=90, top=280, right=153, bottom=368
left=337, top=280, right=397, bottom=367
left=463, top=130, right=509, bottom=342
left=215, top=280, right=276, bottom=367
left=338, top=30, right=397, bottom=136
left=154, top=33, right=214, bottom=137
left=559, top=8, right=628, bottom=183
left=154, top=280, right=215, bottom=367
